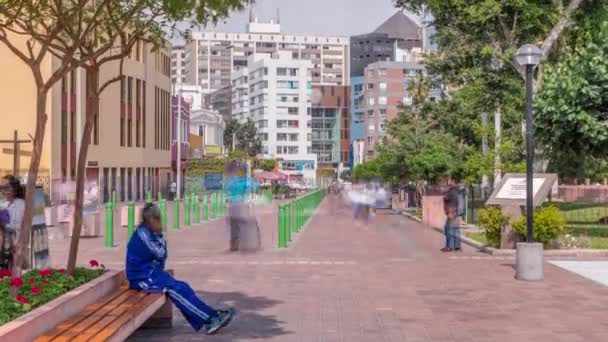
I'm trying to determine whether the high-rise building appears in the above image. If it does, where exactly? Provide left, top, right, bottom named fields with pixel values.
left=172, top=95, right=190, bottom=192
left=206, top=85, right=233, bottom=121
left=349, top=76, right=366, bottom=167
left=0, top=34, right=174, bottom=203
left=183, top=19, right=349, bottom=98
left=171, top=45, right=186, bottom=84
left=350, top=11, right=423, bottom=78
left=231, top=51, right=317, bottom=185
left=363, top=61, right=426, bottom=159
left=310, top=85, right=350, bottom=169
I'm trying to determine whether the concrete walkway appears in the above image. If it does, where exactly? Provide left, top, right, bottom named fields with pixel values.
left=48, top=195, right=608, bottom=341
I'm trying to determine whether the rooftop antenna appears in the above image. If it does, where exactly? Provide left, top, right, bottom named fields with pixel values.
left=277, top=8, right=280, bottom=24
left=248, top=0, right=253, bottom=23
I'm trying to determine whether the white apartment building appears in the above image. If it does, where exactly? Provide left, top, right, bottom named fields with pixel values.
left=231, top=51, right=317, bottom=185
left=171, top=45, right=186, bottom=84
left=183, top=20, right=349, bottom=96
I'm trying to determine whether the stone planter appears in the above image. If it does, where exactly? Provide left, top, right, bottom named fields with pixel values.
left=0, top=270, right=124, bottom=342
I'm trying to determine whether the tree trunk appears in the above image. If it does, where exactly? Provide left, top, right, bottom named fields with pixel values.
left=11, top=89, right=48, bottom=294
left=493, top=103, right=502, bottom=188
left=67, top=67, right=98, bottom=275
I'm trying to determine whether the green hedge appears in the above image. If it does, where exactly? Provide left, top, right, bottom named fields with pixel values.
left=568, top=225, right=608, bottom=237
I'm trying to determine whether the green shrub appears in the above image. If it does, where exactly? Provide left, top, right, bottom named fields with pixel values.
left=512, top=206, right=566, bottom=244
left=477, top=206, right=507, bottom=247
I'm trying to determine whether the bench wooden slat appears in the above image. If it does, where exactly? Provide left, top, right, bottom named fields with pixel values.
left=33, top=286, right=130, bottom=342
left=72, top=292, right=158, bottom=342
left=47, top=290, right=143, bottom=342
left=87, top=293, right=165, bottom=342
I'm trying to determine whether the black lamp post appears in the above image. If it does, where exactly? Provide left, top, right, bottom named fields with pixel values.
left=515, top=44, right=542, bottom=243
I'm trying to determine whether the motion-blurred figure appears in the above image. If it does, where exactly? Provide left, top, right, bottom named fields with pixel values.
left=225, top=162, right=261, bottom=252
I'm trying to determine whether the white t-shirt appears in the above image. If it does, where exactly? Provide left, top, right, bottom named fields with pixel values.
left=6, top=198, right=25, bottom=238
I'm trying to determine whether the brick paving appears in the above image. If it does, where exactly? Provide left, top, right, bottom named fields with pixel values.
left=47, top=195, right=608, bottom=341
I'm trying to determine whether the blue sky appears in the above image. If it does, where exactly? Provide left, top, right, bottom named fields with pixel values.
left=202, top=0, right=419, bottom=37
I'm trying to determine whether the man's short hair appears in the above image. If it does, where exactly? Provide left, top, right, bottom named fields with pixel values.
left=141, top=203, right=161, bottom=225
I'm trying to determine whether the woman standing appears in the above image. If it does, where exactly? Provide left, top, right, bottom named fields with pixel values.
left=1, top=176, right=25, bottom=267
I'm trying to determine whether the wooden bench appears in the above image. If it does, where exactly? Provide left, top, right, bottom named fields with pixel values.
left=33, top=285, right=173, bottom=342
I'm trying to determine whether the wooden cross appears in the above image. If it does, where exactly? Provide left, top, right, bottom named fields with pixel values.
left=0, top=130, right=32, bottom=176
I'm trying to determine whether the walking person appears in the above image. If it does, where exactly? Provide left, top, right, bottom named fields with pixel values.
left=169, top=180, right=177, bottom=201
left=225, top=162, right=261, bottom=252
left=442, top=178, right=462, bottom=252
left=126, top=203, right=235, bottom=335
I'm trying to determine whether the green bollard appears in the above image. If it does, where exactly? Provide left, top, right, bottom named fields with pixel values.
left=278, top=205, right=285, bottom=248
left=127, top=201, right=135, bottom=239
left=202, top=194, right=208, bottom=221
left=105, top=203, right=114, bottom=248
left=160, top=199, right=167, bottom=231
left=112, top=190, right=117, bottom=209
left=146, top=191, right=152, bottom=204
left=184, top=194, right=191, bottom=227
left=173, top=199, right=180, bottom=230
left=158, top=191, right=162, bottom=202
left=288, top=202, right=293, bottom=242
left=193, top=194, right=200, bottom=224
left=212, top=192, right=217, bottom=219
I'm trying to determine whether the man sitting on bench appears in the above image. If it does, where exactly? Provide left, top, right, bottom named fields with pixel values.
left=126, top=203, right=235, bottom=335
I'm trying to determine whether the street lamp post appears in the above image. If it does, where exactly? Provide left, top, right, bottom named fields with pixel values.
left=515, top=43, right=543, bottom=281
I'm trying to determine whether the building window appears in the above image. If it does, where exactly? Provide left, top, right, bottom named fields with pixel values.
left=288, top=107, right=298, bottom=115
left=379, top=82, right=387, bottom=90
left=277, top=133, right=287, bottom=141
left=379, top=96, right=387, bottom=105
left=136, top=79, right=141, bottom=147
left=289, top=133, right=298, bottom=142
left=277, top=67, right=287, bottom=76
left=368, top=98, right=375, bottom=106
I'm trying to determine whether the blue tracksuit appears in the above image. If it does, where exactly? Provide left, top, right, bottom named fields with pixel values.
left=126, top=224, right=217, bottom=331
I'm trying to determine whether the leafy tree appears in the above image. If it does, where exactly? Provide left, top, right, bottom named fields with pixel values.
left=0, top=1, right=92, bottom=283
left=224, top=118, right=262, bottom=157
left=351, top=159, right=382, bottom=182
left=394, top=0, right=590, bottom=184
left=535, top=22, right=608, bottom=164
left=255, top=159, right=276, bottom=172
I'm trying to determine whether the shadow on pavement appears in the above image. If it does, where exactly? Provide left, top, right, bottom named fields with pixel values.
left=128, top=290, right=291, bottom=341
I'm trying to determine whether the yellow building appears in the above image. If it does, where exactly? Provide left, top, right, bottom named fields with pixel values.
left=0, top=35, right=173, bottom=203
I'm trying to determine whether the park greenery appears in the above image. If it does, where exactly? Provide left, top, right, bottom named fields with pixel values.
left=353, top=0, right=608, bottom=187
left=512, top=206, right=567, bottom=244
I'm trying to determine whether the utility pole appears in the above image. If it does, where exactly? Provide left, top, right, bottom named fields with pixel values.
left=481, top=110, right=489, bottom=198
left=232, top=132, right=236, bottom=152
left=176, top=89, right=182, bottom=201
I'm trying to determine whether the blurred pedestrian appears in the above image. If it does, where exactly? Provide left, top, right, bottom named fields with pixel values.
left=225, top=162, right=261, bottom=252
left=442, top=178, right=461, bottom=252
left=0, top=176, right=25, bottom=268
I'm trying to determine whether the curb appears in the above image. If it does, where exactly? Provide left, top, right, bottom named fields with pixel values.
left=396, top=210, right=608, bottom=258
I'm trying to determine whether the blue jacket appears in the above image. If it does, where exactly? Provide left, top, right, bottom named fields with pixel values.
left=225, top=176, right=259, bottom=203
left=126, top=224, right=167, bottom=284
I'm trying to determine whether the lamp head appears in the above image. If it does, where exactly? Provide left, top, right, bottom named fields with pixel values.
left=515, top=44, right=542, bottom=67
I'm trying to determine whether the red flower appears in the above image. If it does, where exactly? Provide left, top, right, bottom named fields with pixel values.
left=16, top=295, right=28, bottom=304
left=31, top=286, right=43, bottom=295
left=39, top=269, right=53, bottom=277
left=57, top=268, right=66, bottom=273
left=10, top=277, right=24, bottom=287
left=43, top=279, right=48, bottom=284
left=89, top=260, right=99, bottom=267
left=0, top=269, right=11, bottom=279
left=28, top=279, right=35, bottom=285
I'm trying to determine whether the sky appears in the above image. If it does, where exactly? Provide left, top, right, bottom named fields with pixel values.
left=199, top=0, right=420, bottom=37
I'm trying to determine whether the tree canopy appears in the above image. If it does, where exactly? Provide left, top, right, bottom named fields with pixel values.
left=224, top=118, right=262, bottom=157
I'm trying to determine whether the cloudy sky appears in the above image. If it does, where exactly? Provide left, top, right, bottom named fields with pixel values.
left=200, top=0, right=419, bottom=37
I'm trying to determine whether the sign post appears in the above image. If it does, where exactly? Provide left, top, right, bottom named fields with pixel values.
left=0, top=130, right=32, bottom=176
left=486, top=173, right=557, bottom=281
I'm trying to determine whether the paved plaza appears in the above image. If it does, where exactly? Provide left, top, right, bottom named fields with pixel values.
left=48, top=196, right=608, bottom=341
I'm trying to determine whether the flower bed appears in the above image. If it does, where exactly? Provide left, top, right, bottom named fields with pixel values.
left=0, top=260, right=103, bottom=326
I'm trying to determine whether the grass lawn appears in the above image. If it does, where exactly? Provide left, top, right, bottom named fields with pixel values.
left=550, top=202, right=608, bottom=224
left=590, top=237, right=608, bottom=249
left=465, top=232, right=487, bottom=245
